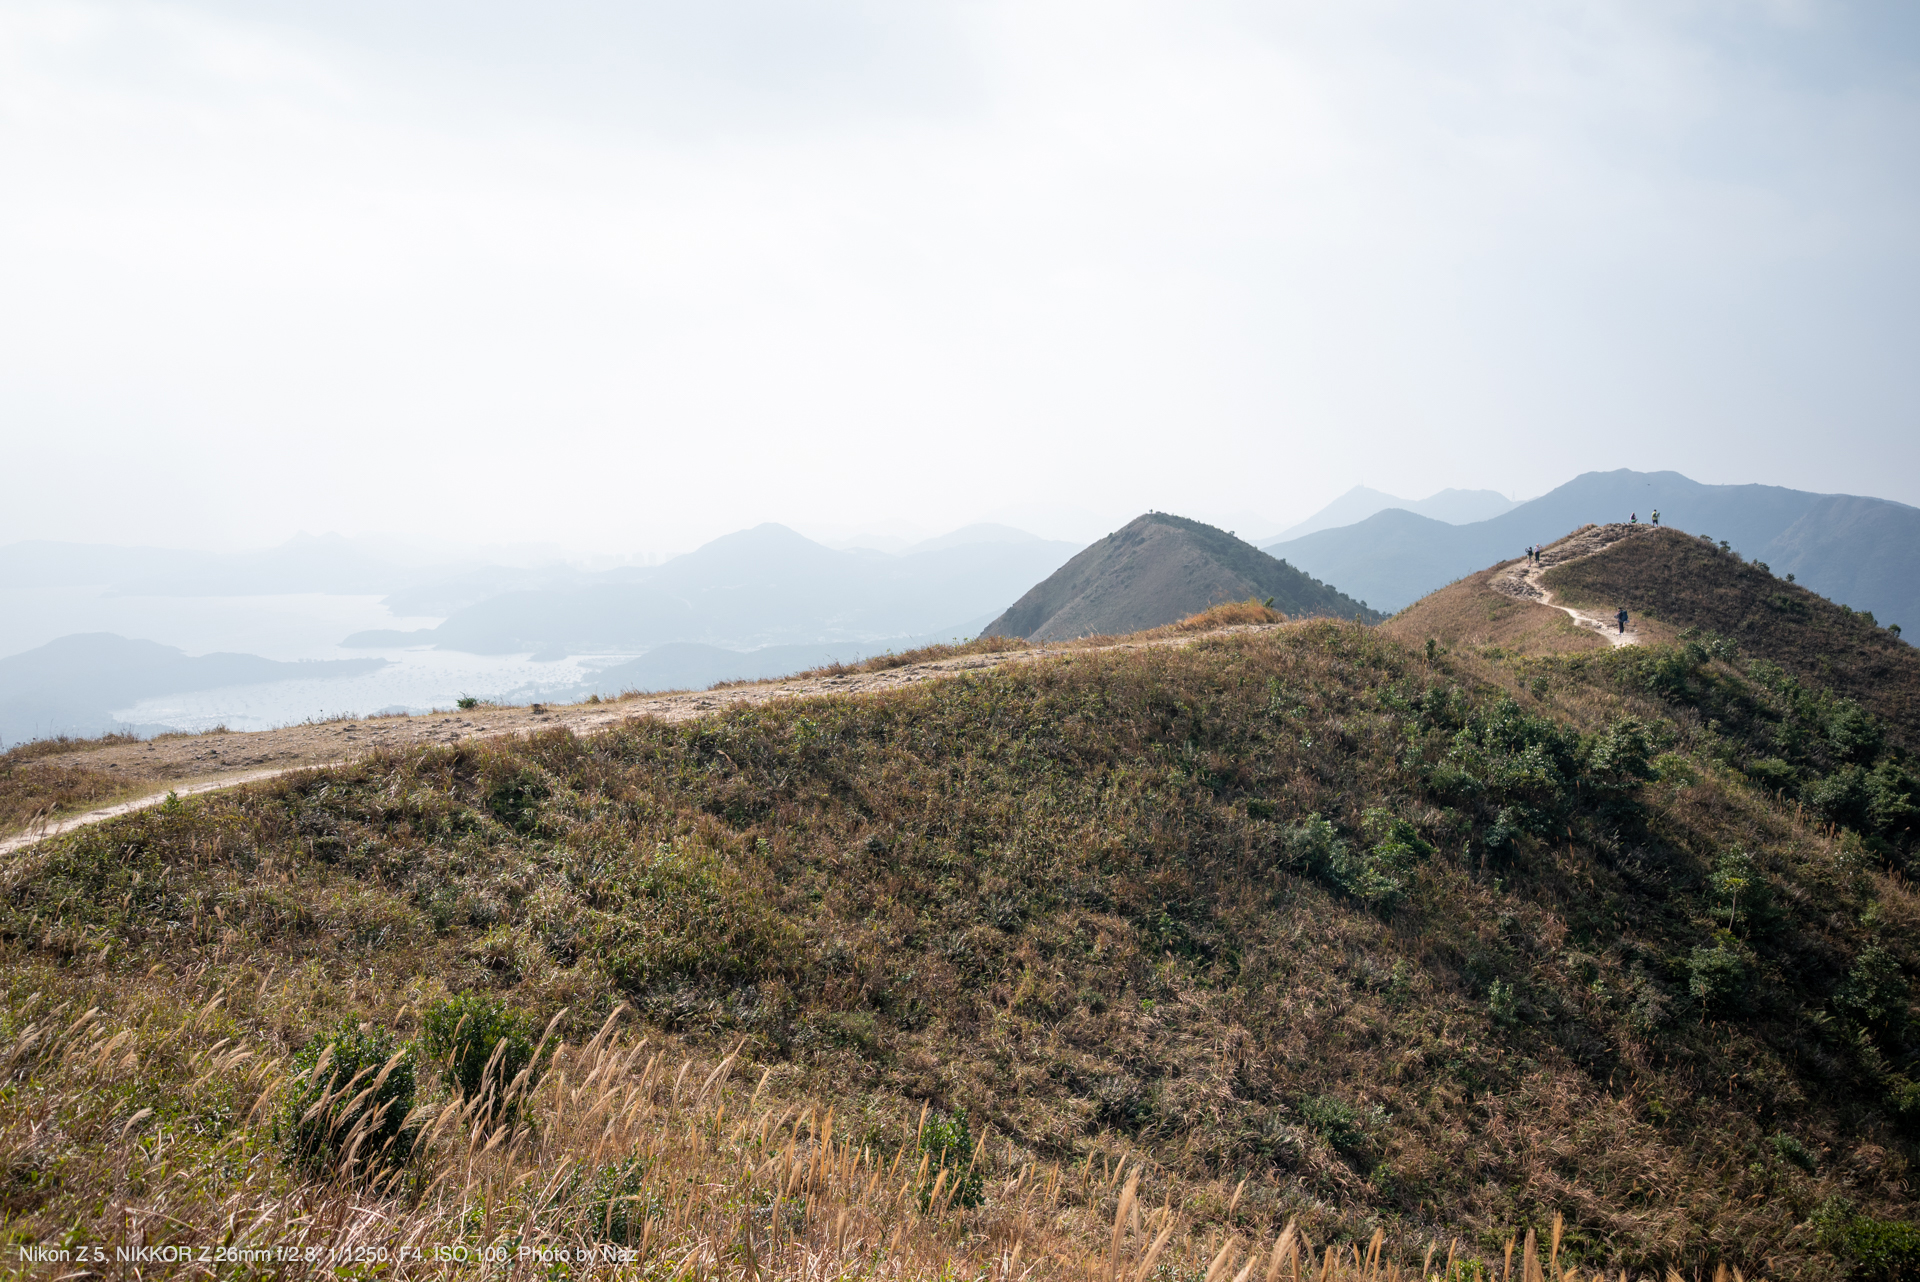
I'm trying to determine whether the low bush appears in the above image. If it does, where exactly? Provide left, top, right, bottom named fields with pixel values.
left=421, top=992, right=541, bottom=1116
left=578, top=1155, right=653, bottom=1243
left=279, top=1022, right=416, bottom=1180
left=1298, top=1095, right=1366, bottom=1157
left=916, top=1111, right=984, bottom=1210
left=1816, top=1199, right=1920, bottom=1280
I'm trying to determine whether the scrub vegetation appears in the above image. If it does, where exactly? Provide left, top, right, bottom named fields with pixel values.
left=2, top=547, right=1917, bottom=1278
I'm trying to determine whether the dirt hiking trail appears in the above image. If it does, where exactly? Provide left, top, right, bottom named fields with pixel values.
left=1491, top=523, right=1650, bottom=648
left=1, top=624, right=1283, bottom=857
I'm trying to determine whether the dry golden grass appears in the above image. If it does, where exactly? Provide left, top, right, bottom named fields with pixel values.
left=1153, top=599, right=1286, bottom=636
left=0, top=965, right=1758, bottom=1280
left=0, top=732, right=142, bottom=763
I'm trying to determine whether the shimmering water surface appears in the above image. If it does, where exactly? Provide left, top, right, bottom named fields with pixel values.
left=110, top=647, right=633, bottom=733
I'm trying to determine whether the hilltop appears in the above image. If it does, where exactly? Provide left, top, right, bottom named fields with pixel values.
left=1268, top=469, right=1920, bottom=628
left=2, top=547, right=1917, bottom=1277
left=983, top=512, right=1381, bottom=640
left=1388, top=524, right=1918, bottom=747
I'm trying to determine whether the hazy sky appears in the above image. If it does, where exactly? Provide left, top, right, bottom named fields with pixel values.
left=3, top=0, right=1916, bottom=554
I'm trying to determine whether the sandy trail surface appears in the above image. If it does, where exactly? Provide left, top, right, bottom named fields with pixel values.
left=2, top=625, right=1279, bottom=856
left=1490, top=523, right=1649, bottom=648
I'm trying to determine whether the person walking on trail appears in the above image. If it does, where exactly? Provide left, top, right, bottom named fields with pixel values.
left=1651, top=508, right=1660, bottom=525
left=1616, top=607, right=1629, bottom=634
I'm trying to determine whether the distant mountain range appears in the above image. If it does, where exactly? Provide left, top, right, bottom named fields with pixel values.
left=346, top=523, right=1081, bottom=656
left=0, top=634, right=386, bottom=745
left=982, top=512, right=1381, bottom=640
left=1266, top=469, right=1920, bottom=630
left=1273, top=485, right=1520, bottom=541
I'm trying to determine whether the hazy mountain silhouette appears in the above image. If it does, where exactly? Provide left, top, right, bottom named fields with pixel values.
left=904, top=523, right=1047, bottom=554
left=0, top=633, right=387, bottom=744
left=1273, top=485, right=1520, bottom=542
left=981, top=512, right=1382, bottom=641
left=347, top=524, right=1082, bottom=656
left=1266, top=469, right=1920, bottom=629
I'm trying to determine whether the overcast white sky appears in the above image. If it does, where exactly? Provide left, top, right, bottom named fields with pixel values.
left=2, top=0, right=1916, bottom=555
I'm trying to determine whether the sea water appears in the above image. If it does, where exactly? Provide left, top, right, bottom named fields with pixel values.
left=109, top=647, right=634, bottom=733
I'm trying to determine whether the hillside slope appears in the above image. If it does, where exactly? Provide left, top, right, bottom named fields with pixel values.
left=6, top=570, right=1920, bottom=1274
left=982, top=512, right=1381, bottom=640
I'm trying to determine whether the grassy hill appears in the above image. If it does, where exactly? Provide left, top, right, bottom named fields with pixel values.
left=984, top=512, right=1382, bottom=641
left=1541, top=526, right=1918, bottom=748
left=3, top=566, right=1918, bottom=1275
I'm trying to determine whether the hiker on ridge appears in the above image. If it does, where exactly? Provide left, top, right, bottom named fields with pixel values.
left=1616, top=607, right=1629, bottom=634
left=1651, top=509, right=1660, bottom=525
left=1631, top=512, right=1638, bottom=524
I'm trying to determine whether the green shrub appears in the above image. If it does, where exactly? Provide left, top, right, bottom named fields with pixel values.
left=1586, top=716, right=1657, bottom=788
left=917, top=1111, right=984, bottom=1210
left=280, top=1022, right=416, bottom=1179
left=1835, top=945, right=1911, bottom=1036
left=1889, top=1077, right=1920, bottom=1132
left=1688, top=937, right=1752, bottom=1013
left=486, top=771, right=548, bottom=835
left=578, top=1156, right=654, bottom=1243
left=421, top=993, right=541, bottom=1116
left=1487, top=979, right=1521, bottom=1027
left=1815, top=1198, right=1920, bottom=1280
left=1298, top=1094, right=1365, bottom=1156
left=1282, top=812, right=1426, bottom=911
left=1770, top=1131, right=1817, bottom=1173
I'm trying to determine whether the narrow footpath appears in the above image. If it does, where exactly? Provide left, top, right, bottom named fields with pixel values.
left=1490, top=523, right=1649, bottom=648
